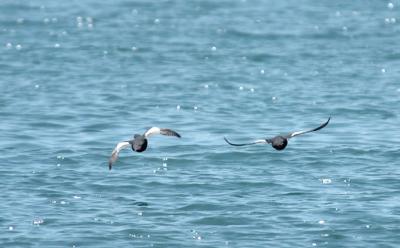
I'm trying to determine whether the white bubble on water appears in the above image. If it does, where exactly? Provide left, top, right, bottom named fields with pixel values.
left=318, top=220, right=325, bottom=225
left=388, top=2, right=394, bottom=9
left=321, top=178, right=332, bottom=184
left=390, top=17, right=396, bottom=23
left=176, top=105, right=181, bottom=110
left=54, top=43, right=60, bottom=48
left=239, top=86, right=243, bottom=90
left=204, top=84, right=209, bottom=88
left=381, top=68, right=386, bottom=73
left=260, top=69, right=265, bottom=74
left=8, top=226, right=14, bottom=231
left=33, top=218, right=44, bottom=225
left=211, top=46, right=217, bottom=51
left=6, top=42, right=12, bottom=49
left=131, top=46, right=137, bottom=51
left=154, top=18, right=160, bottom=24
left=16, top=44, right=22, bottom=50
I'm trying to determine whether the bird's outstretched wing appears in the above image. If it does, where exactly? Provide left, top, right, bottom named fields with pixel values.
left=144, top=127, right=181, bottom=138
left=285, top=117, right=330, bottom=139
left=224, top=137, right=269, bottom=146
left=109, top=141, right=130, bottom=170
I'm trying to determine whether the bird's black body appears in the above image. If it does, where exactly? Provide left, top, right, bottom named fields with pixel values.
left=224, top=117, right=330, bottom=151
left=131, top=134, right=148, bottom=152
left=269, top=136, right=288, bottom=150
left=108, top=127, right=181, bottom=170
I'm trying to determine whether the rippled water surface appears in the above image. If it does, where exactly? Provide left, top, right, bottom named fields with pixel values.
left=1, top=0, right=400, bottom=247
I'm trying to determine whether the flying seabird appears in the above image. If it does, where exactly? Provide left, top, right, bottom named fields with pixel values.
left=224, top=117, right=330, bottom=150
left=109, top=127, right=181, bottom=170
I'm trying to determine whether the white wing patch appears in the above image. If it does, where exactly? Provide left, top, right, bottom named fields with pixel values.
left=109, top=141, right=130, bottom=170
left=144, top=127, right=161, bottom=138
left=144, top=127, right=181, bottom=138
left=290, top=130, right=308, bottom=137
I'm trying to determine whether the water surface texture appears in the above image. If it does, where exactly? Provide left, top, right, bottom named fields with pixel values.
left=1, top=0, right=400, bottom=247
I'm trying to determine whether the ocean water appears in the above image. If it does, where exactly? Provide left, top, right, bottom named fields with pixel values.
left=1, top=0, right=400, bottom=247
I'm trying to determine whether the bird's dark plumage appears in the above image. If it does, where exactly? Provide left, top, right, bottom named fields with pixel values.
left=108, top=127, right=181, bottom=170
left=224, top=117, right=330, bottom=150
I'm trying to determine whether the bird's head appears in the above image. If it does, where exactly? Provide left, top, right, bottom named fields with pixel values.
left=132, top=136, right=148, bottom=152
left=271, top=136, right=288, bottom=150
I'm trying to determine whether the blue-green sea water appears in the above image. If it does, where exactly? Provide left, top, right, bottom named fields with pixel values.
left=1, top=0, right=400, bottom=247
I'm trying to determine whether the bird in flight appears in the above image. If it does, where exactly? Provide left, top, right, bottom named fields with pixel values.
left=224, top=117, right=330, bottom=150
left=109, top=127, right=181, bottom=170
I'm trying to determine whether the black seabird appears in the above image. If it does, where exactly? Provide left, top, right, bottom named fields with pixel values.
left=224, top=117, right=330, bottom=150
left=109, top=127, right=181, bottom=170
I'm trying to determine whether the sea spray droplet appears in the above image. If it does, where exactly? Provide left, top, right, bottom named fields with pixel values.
left=33, top=218, right=44, bottom=225
left=321, top=178, right=332, bottom=184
